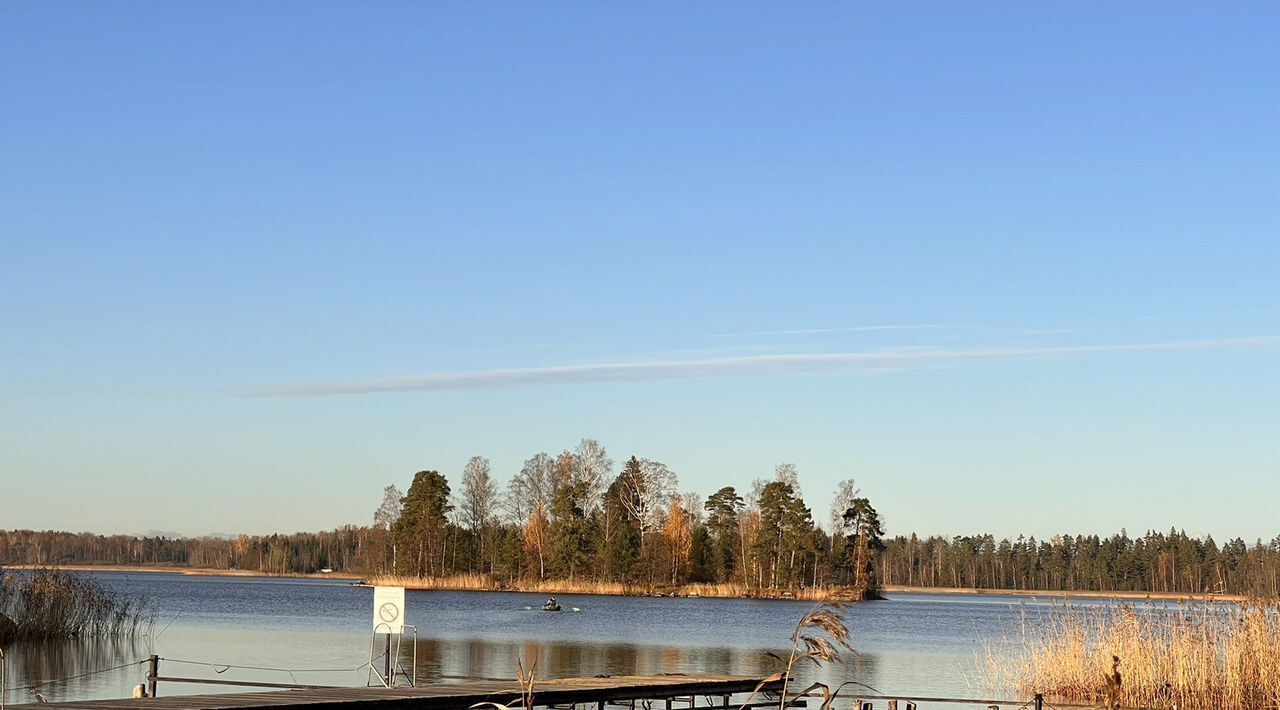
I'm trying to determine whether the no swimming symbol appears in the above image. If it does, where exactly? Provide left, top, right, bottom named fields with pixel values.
left=372, top=586, right=406, bottom=633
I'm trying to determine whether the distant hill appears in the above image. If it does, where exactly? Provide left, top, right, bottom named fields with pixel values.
left=136, top=529, right=187, bottom=539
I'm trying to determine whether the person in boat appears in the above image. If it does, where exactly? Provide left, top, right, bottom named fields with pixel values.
left=546, top=597, right=557, bottom=607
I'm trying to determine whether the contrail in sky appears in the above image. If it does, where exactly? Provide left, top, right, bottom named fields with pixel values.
left=239, top=335, right=1280, bottom=397
left=707, top=324, right=951, bottom=338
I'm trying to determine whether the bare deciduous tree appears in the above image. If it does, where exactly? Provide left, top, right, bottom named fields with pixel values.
left=373, top=484, right=403, bottom=573
left=373, top=485, right=403, bottom=530
left=461, top=456, right=497, bottom=569
left=505, top=452, right=556, bottom=524
left=572, top=438, right=613, bottom=512
left=617, top=457, right=678, bottom=535
left=775, top=463, right=801, bottom=497
left=829, top=479, right=860, bottom=536
left=681, top=491, right=704, bottom=528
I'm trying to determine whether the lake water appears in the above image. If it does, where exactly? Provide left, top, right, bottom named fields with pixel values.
left=0, top=573, right=1107, bottom=708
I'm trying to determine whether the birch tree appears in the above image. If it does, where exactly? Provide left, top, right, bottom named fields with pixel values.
left=616, top=456, right=678, bottom=535
left=572, top=438, right=614, bottom=512
left=505, top=452, right=556, bottom=524
left=373, top=484, right=403, bottom=573
left=461, top=456, right=497, bottom=570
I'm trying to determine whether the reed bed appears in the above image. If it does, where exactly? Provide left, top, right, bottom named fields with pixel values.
left=982, top=600, right=1280, bottom=709
left=361, top=575, right=853, bottom=600
left=363, top=574, right=641, bottom=595
left=0, top=568, right=155, bottom=642
left=364, top=573, right=501, bottom=591
left=677, top=582, right=850, bottom=601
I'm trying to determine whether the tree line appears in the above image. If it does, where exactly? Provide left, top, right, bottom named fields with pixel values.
left=4, top=439, right=1280, bottom=598
left=880, top=529, right=1280, bottom=597
left=375, top=441, right=882, bottom=598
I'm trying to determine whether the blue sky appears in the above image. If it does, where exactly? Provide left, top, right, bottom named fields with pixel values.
left=1, top=2, right=1277, bottom=540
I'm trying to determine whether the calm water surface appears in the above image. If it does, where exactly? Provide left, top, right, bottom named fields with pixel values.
left=1, top=573, right=1100, bottom=708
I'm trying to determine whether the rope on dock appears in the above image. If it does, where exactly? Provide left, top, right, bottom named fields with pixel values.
left=1, top=659, right=148, bottom=696
left=161, top=657, right=366, bottom=674
left=159, top=657, right=376, bottom=685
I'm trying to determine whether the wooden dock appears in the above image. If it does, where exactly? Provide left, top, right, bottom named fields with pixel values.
left=10, top=674, right=781, bottom=710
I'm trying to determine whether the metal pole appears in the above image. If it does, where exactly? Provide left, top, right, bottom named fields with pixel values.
left=147, top=655, right=159, bottom=698
left=1034, top=693, right=1044, bottom=710
left=383, top=634, right=392, bottom=687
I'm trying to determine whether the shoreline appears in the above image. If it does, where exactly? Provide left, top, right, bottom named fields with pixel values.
left=880, top=584, right=1250, bottom=602
left=2, top=565, right=1252, bottom=602
left=1, top=565, right=855, bottom=600
left=0, top=563, right=364, bottom=580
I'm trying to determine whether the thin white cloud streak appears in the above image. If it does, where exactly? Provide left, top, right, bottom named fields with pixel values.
left=1017, top=328, right=1078, bottom=336
left=706, top=324, right=952, bottom=338
left=240, top=335, right=1280, bottom=397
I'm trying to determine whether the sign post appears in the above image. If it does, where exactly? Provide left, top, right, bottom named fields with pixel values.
left=370, top=586, right=406, bottom=687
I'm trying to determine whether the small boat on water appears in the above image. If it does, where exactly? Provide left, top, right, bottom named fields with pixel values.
left=523, top=597, right=580, bottom=612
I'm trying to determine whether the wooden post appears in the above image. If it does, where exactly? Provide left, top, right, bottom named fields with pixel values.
left=1034, top=694, right=1044, bottom=710
left=146, top=655, right=159, bottom=698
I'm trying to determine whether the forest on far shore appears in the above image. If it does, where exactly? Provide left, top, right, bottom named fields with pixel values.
left=5, top=439, right=1280, bottom=598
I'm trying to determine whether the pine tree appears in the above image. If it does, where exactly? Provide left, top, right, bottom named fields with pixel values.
left=704, top=487, right=744, bottom=582
left=393, top=471, right=452, bottom=577
left=843, top=497, right=884, bottom=599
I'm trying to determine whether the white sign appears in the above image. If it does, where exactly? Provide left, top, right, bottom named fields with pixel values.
left=372, top=586, right=406, bottom=634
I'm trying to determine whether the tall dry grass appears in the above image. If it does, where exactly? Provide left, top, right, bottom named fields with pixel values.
left=364, top=573, right=500, bottom=591
left=0, top=568, right=155, bottom=642
left=983, top=600, right=1280, bottom=709
left=362, top=574, right=851, bottom=600
left=678, top=582, right=850, bottom=601
left=361, top=574, right=638, bottom=595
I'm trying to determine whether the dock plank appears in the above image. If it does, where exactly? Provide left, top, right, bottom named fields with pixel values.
left=13, top=675, right=779, bottom=710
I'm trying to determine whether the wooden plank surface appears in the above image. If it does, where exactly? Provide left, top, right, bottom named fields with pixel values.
left=12, top=675, right=778, bottom=710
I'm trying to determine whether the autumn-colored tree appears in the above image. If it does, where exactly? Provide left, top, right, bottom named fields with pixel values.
left=663, top=496, right=693, bottom=584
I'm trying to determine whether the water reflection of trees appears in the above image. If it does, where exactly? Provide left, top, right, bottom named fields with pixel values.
left=402, top=637, right=881, bottom=694
left=4, top=637, right=148, bottom=703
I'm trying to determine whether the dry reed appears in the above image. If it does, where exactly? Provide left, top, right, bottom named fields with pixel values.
left=982, top=599, right=1280, bottom=709
left=734, top=601, right=855, bottom=710
left=0, top=568, right=155, bottom=642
